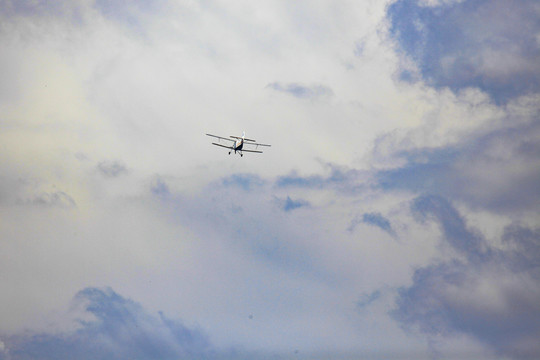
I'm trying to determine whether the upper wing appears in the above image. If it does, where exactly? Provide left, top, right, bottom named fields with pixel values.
left=207, top=133, right=271, bottom=151
left=206, top=133, right=234, bottom=143
left=230, top=135, right=256, bottom=142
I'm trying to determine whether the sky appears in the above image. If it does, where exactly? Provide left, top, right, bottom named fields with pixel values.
left=0, top=0, right=539, bottom=359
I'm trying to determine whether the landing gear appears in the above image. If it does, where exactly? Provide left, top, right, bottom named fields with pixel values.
left=227, top=150, right=242, bottom=157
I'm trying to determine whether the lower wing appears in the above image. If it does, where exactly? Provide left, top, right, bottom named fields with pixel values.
left=244, top=140, right=271, bottom=147
left=212, top=142, right=234, bottom=150
left=212, top=143, right=262, bottom=153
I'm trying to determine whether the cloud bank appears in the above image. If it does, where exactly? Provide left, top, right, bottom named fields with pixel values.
left=388, top=0, right=540, bottom=103
left=392, top=195, right=540, bottom=359
left=2, top=288, right=210, bottom=360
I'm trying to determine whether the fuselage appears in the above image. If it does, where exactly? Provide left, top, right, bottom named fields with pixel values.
left=234, top=138, right=243, bottom=152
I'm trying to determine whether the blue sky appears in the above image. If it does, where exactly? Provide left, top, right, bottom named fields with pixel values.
left=0, top=0, right=539, bottom=359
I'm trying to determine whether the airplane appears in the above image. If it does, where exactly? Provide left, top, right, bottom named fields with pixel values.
left=206, top=131, right=271, bottom=157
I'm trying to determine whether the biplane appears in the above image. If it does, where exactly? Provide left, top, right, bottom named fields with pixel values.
left=206, top=132, right=271, bottom=157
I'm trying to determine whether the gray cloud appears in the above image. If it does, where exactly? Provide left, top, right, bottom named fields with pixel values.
left=276, top=171, right=332, bottom=188
left=388, top=0, right=540, bottom=103
left=0, top=0, right=75, bottom=19
left=2, top=287, right=211, bottom=360
left=97, top=161, right=128, bottom=178
left=281, top=196, right=310, bottom=212
left=411, top=195, right=489, bottom=263
left=276, top=166, right=367, bottom=194
left=351, top=212, right=395, bottom=236
left=151, top=177, right=170, bottom=198
left=266, top=82, right=334, bottom=100
left=93, top=0, right=163, bottom=32
left=357, top=290, right=381, bottom=309
left=501, top=224, right=540, bottom=277
left=392, top=195, right=540, bottom=359
left=29, top=191, right=76, bottom=208
left=221, top=173, right=266, bottom=191
left=94, top=0, right=162, bottom=19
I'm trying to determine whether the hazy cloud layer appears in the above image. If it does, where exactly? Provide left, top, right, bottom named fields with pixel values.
left=1, top=0, right=539, bottom=359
